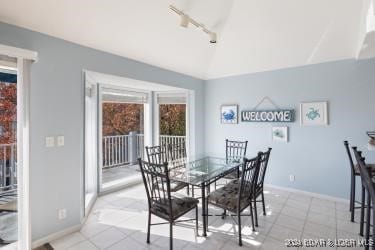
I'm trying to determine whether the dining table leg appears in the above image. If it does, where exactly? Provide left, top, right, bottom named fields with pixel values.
left=201, top=183, right=207, bottom=237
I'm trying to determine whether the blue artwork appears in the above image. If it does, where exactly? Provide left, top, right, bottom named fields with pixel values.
left=221, top=105, right=238, bottom=124
left=300, top=102, right=328, bottom=126
left=306, top=108, right=320, bottom=120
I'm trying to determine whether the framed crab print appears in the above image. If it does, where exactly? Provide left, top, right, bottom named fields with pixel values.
left=300, top=101, right=328, bottom=126
left=221, top=104, right=238, bottom=124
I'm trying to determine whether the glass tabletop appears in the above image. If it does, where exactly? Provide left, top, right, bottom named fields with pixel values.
left=168, top=156, right=242, bottom=186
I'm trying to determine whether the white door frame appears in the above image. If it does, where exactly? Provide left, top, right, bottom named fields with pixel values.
left=83, top=74, right=99, bottom=218
left=0, top=44, right=38, bottom=250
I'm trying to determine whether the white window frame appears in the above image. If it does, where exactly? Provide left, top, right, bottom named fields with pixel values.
left=0, top=44, right=38, bottom=250
left=98, top=83, right=151, bottom=193
left=154, top=90, right=195, bottom=157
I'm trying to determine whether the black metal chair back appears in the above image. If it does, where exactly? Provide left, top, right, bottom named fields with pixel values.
left=145, top=145, right=169, bottom=164
left=344, top=141, right=356, bottom=175
left=352, top=147, right=375, bottom=249
left=226, top=139, right=248, bottom=163
left=168, top=142, right=188, bottom=171
left=138, top=159, right=172, bottom=215
left=238, top=154, right=261, bottom=210
left=353, top=149, right=375, bottom=200
left=256, top=148, right=272, bottom=189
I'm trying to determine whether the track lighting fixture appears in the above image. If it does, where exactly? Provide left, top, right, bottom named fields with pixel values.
left=209, top=32, right=217, bottom=43
left=180, top=14, right=189, bottom=28
left=170, top=5, right=217, bottom=44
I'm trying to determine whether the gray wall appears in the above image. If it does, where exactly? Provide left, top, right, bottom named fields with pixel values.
left=0, top=22, right=204, bottom=241
left=205, top=59, right=375, bottom=199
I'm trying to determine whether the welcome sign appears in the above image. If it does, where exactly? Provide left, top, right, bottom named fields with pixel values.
left=241, top=110, right=295, bottom=122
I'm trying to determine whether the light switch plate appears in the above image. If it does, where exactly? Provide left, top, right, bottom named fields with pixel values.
left=46, top=137, right=55, bottom=147
left=57, top=136, right=64, bottom=146
left=289, top=174, right=295, bottom=182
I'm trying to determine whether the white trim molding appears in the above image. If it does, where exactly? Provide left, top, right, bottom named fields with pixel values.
left=265, top=183, right=349, bottom=204
left=0, top=44, right=38, bottom=62
left=31, top=225, right=82, bottom=249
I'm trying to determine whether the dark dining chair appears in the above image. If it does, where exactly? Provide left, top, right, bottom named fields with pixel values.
left=344, top=141, right=375, bottom=222
left=145, top=145, right=188, bottom=193
left=138, top=159, right=199, bottom=250
left=207, top=154, right=261, bottom=246
left=214, top=139, right=248, bottom=190
left=352, top=148, right=375, bottom=250
left=253, top=148, right=272, bottom=226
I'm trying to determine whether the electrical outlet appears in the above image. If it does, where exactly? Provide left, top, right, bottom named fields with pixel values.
left=57, top=136, right=64, bottom=146
left=46, top=137, right=55, bottom=147
left=58, top=209, right=67, bottom=220
left=289, top=175, right=295, bottom=182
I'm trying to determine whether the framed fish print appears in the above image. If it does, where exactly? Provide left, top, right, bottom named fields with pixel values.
left=221, top=104, right=238, bottom=124
left=300, top=101, right=328, bottom=126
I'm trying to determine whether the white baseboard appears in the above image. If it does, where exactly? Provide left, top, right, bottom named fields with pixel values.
left=265, top=183, right=349, bottom=204
left=31, top=224, right=82, bottom=249
left=99, top=177, right=142, bottom=196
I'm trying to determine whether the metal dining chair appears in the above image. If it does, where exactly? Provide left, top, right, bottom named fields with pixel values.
left=344, top=141, right=375, bottom=222
left=352, top=148, right=375, bottom=250
left=145, top=145, right=188, bottom=193
left=207, top=154, right=261, bottom=246
left=138, top=159, right=199, bottom=250
left=253, top=148, right=272, bottom=226
left=214, top=139, right=248, bottom=190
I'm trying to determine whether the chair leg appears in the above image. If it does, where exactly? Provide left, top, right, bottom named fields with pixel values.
left=349, top=174, right=354, bottom=212
left=350, top=175, right=356, bottom=222
left=187, top=185, right=190, bottom=195
left=361, top=186, right=366, bottom=236
left=238, top=213, right=242, bottom=246
left=170, top=222, right=173, bottom=250
left=366, top=193, right=371, bottom=250
left=195, top=206, right=199, bottom=236
left=372, top=204, right=375, bottom=250
left=254, top=198, right=258, bottom=227
left=249, top=203, right=255, bottom=231
left=147, top=211, right=151, bottom=244
left=192, top=186, right=194, bottom=198
left=261, top=191, right=266, bottom=216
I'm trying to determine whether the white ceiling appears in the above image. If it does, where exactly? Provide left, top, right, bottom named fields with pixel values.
left=0, top=0, right=367, bottom=79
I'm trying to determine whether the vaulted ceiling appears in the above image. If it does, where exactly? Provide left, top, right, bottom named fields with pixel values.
left=0, top=0, right=370, bottom=79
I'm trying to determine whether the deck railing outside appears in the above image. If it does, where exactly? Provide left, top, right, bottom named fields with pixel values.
left=102, top=133, right=185, bottom=169
left=136, top=134, right=144, bottom=159
left=102, top=135, right=131, bottom=168
left=0, top=143, right=17, bottom=192
left=159, top=135, right=186, bottom=147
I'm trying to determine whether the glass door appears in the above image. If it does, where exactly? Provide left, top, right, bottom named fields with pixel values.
left=156, top=92, right=188, bottom=153
left=99, top=86, right=148, bottom=192
left=0, top=56, right=18, bottom=247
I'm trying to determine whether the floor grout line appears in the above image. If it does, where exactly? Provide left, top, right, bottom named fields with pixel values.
left=49, top=186, right=359, bottom=250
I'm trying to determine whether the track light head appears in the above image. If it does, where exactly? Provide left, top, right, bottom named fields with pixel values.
left=180, top=14, right=189, bottom=28
left=209, top=32, right=217, bottom=43
left=170, top=5, right=218, bottom=44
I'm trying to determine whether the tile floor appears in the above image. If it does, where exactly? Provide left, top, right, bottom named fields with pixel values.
left=102, top=165, right=140, bottom=188
left=51, top=184, right=364, bottom=250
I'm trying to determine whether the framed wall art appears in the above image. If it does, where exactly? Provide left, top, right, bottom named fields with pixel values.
left=272, top=126, right=288, bottom=142
left=221, top=104, right=238, bottom=124
left=300, top=101, right=328, bottom=126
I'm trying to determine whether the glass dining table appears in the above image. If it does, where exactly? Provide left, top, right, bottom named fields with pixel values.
left=168, top=156, right=243, bottom=236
